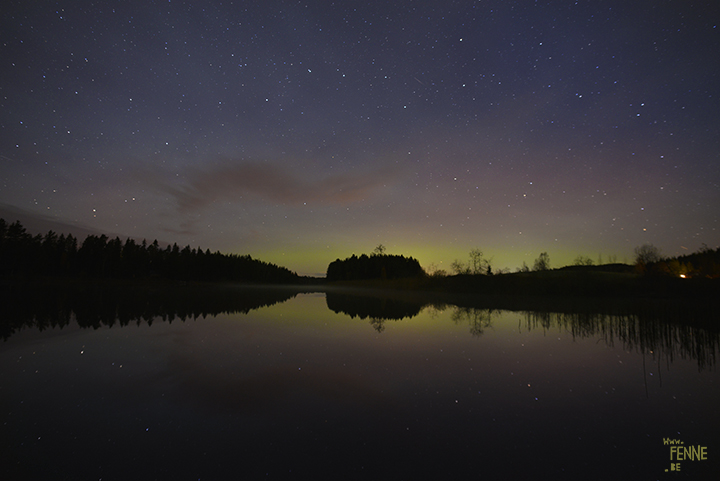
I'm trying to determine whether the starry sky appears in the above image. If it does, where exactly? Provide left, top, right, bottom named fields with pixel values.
left=2, top=1, right=719, bottom=276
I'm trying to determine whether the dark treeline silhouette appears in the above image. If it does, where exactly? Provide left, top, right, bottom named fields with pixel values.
left=0, top=219, right=298, bottom=283
left=434, top=268, right=719, bottom=299
left=0, top=283, right=306, bottom=340
left=326, top=251, right=424, bottom=281
left=557, top=263, right=634, bottom=274
left=640, top=244, right=720, bottom=278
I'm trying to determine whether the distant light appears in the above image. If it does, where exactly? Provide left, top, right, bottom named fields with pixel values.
left=680, top=274, right=686, bottom=278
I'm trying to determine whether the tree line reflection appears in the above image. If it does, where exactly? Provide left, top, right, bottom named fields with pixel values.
left=0, top=283, right=303, bottom=339
left=325, top=289, right=718, bottom=370
left=325, top=290, right=424, bottom=332
left=2, top=285, right=717, bottom=370
left=522, top=308, right=719, bottom=371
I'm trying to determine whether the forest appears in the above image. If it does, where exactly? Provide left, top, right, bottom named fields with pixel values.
left=0, top=219, right=299, bottom=283
left=636, top=243, right=720, bottom=279
left=3, top=217, right=719, bottom=288
left=326, top=247, right=424, bottom=281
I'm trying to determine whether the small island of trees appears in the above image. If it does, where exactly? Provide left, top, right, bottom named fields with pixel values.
left=326, top=244, right=424, bottom=281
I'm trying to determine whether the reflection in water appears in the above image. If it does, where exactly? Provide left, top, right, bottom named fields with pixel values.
left=523, top=309, right=719, bottom=371
left=455, top=305, right=719, bottom=371
left=450, top=306, right=499, bottom=336
left=325, top=289, right=719, bottom=371
left=0, top=283, right=305, bottom=339
left=1, top=286, right=719, bottom=479
left=2, top=284, right=718, bottom=370
left=325, top=289, right=424, bottom=332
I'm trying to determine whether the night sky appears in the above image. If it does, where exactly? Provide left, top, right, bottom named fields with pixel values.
left=2, top=1, right=718, bottom=275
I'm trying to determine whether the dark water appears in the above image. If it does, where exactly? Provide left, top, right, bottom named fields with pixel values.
left=1, top=285, right=718, bottom=480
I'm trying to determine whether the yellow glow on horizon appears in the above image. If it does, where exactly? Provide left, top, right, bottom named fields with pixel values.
left=249, top=238, right=632, bottom=277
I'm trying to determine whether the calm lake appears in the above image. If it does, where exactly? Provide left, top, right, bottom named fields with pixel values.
left=1, top=284, right=718, bottom=480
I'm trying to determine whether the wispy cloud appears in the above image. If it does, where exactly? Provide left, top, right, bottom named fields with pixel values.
left=154, top=162, right=393, bottom=213
left=0, top=203, right=97, bottom=238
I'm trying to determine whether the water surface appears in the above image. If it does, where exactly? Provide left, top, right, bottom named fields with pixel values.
left=1, top=286, right=718, bottom=480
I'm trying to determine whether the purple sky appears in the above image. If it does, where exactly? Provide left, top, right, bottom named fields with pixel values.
left=2, top=1, right=718, bottom=275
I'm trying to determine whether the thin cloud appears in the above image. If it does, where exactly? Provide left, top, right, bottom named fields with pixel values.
left=157, top=162, right=394, bottom=213
left=0, top=203, right=107, bottom=240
